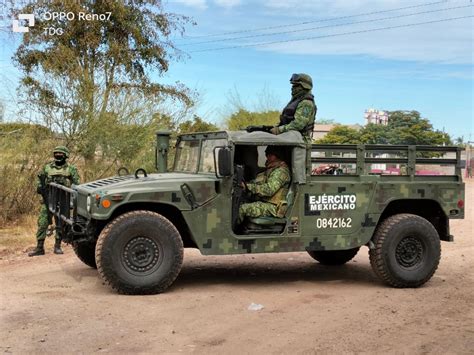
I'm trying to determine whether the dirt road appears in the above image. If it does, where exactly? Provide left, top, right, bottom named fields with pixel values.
left=1, top=183, right=473, bottom=354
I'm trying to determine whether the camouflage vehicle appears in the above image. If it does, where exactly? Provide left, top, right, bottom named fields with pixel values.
left=49, top=131, right=465, bottom=294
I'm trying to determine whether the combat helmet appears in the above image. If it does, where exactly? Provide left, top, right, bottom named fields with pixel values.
left=265, top=145, right=284, bottom=159
left=290, top=73, right=313, bottom=90
left=53, top=146, right=70, bottom=159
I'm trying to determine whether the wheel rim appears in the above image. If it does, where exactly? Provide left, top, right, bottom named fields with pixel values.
left=122, top=236, right=160, bottom=273
left=395, top=236, right=423, bottom=268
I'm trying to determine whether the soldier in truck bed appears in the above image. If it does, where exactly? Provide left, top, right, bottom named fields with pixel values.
left=28, top=146, right=80, bottom=257
left=270, top=73, right=317, bottom=143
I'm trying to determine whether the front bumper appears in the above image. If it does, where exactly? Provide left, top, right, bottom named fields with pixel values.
left=48, top=182, right=88, bottom=243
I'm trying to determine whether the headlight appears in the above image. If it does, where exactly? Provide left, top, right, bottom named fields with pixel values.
left=86, top=195, right=91, bottom=213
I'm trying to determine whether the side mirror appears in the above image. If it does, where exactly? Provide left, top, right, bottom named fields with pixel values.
left=216, top=147, right=232, bottom=177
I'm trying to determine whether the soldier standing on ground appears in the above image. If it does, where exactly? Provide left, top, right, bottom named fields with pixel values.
left=28, top=146, right=80, bottom=257
left=270, top=73, right=317, bottom=143
left=239, top=146, right=291, bottom=222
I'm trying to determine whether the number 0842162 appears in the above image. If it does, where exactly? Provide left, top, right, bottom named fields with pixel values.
left=316, top=217, right=352, bottom=229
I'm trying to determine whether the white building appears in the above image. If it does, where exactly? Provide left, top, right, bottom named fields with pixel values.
left=365, top=109, right=388, bottom=125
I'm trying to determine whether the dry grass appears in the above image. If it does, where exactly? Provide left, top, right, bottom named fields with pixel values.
left=0, top=214, right=70, bottom=259
left=0, top=214, right=44, bottom=258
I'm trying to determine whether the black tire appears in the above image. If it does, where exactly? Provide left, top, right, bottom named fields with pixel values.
left=307, top=247, right=360, bottom=265
left=95, top=211, right=184, bottom=295
left=369, top=213, right=440, bottom=288
left=73, top=242, right=97, bottom=269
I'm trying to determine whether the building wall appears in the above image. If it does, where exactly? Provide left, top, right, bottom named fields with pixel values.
left=365, top=108, right=388, bottom=125
left=312, top=124, right=337, bottom=140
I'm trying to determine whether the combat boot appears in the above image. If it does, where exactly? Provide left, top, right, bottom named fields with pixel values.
left=28, top=240, right=45, bottom=257
left=54, top=239, right=63, bottom=254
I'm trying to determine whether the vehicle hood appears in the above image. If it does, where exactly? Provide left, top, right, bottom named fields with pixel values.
left=76, top=173, right=218, bottom=195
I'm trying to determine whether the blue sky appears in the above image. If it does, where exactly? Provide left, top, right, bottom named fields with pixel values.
left=1, top=0, right=472, bottom=141
left=161, top=0, right=473, bottom=140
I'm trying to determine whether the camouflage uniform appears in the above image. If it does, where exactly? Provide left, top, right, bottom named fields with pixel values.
left=29, top=146, right=80, bottom=256
left=239, top=159, right=291, bottom=221
left=272, top=73, right=317, bottom=143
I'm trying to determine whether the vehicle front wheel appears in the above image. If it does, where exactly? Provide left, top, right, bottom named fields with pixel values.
left=369, top=213, right=440, bottom=288
left=73, top=241, right=97, bottom=269
left=95, top=211, right=184, bottom=295
left=307, top=247, right=360, bottom=265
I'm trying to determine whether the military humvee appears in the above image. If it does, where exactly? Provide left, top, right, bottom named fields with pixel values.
left=49, top=130, right=465, bottom=294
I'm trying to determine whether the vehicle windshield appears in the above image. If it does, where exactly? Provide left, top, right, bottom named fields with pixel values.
left=174, top=138, right=227, bottom=173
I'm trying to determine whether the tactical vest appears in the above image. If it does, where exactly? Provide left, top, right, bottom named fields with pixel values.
left=279, top=93, right=317, bottom=134
left=44, top=163, right=74, bottom=187
left=255, top=161, right=290, bottom=210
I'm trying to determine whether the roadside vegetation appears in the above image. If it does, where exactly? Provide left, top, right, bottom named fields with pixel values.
left=316, top=110, right=451, bottom=145
left=1, top=1, right=213, bottom=227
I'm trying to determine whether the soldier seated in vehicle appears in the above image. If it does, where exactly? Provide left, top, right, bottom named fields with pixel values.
left=238, top=146, right=291, bottom=225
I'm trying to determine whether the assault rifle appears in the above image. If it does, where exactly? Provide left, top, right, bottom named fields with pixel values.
left=245, top=125, right=274, bottom=133
left=232, top=164, right=246, bottom=231
left=38, top=172, right=52, bottom=226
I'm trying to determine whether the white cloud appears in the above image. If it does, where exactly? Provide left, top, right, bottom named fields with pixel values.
left=214, top=0, right=241, bottom=8
left=170, top=0, right=242, bottom=10
left=174, top=0, right=472, bottom=64
left=172, top=0, right=208, bottom=10
left=263, top=0, right=449, bottom=14
left=242, top=0, right=473, bottom=64
left=258, top=16, right=472, bottom=64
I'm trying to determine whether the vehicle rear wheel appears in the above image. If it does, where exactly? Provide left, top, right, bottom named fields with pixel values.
left=95, top=211, right=184, bottom=295
left=369, top=213, right=440, bottom=288
left=73, top=241, right=97, bottom=269
left=307, top=247, right=360, bottom=265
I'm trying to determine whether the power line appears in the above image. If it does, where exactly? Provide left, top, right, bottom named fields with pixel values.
left=189, top=15, right=473, bottom=53
left=178, top=0, right=452, bottom=40
left=179, top=4, right=472, bottom=46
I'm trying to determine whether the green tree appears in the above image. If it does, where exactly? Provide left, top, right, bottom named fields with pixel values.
left=318, top=111, right=450, bottom=145
left=0, top=122, right=51, bottom=137
left=0, top=123, right=55, bottom=222
left=316, top=125, right=361, bottom=144
left=178, top=116, right=219, bottom=133
left=359, top=123, right=390, bottom=144
left=225, top=109, right=279, bottom=130
left=385, top=111, right=450, bottom=145
left=454, top=136, right=467, bottom=148
left=13, top=0, right=194, bottom=164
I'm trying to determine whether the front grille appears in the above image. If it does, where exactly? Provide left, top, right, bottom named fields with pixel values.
left=84, top=176, right=132, bottom=188
left=48, top=182, right=77, bottom=226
